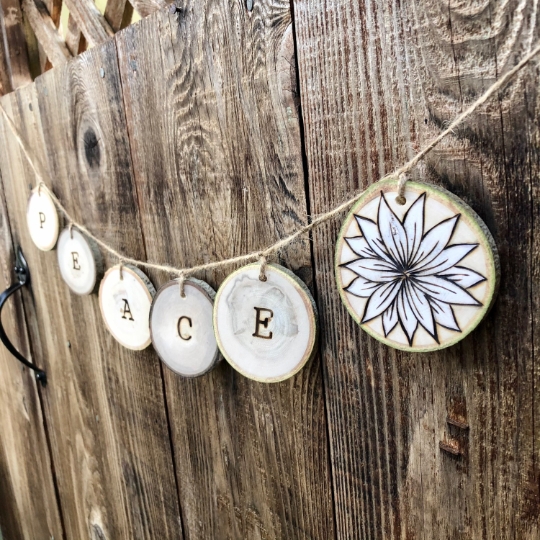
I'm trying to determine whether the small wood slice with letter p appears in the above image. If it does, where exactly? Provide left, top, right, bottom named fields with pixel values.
left=99, top=264, right=156, bottom=350
left=57, top=228, right=103, bottom=295
left=214, top=263, right=318, bottom=383
left=150, top=278, right=220, bottom=377
left=26, top=187, right=59, bottom=251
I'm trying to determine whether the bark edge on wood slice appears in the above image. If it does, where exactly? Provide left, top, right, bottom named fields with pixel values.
left=214, top=263, right=318, bottom=383
left=99, top=263, right=155, bottom=350
left=26, top=187, right=59, bottom=251
left=150, top=278, right=221, bottom=378
left=335, top=178, right=500, bottom=352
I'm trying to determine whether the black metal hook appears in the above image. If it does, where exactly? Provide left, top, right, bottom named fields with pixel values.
left=0, top=247, right=46, bottom=386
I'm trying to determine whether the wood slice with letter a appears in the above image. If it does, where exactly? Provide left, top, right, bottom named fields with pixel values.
left=99, top=264, right=156, bottom=350
left=214, top=263, right=318, bottom=383
left=150, top=278, right=220, bottom=377
left=57, top=228, right=103, bottom=295
left=26, top=187, right=59, bottom=251
left=336, top=178, right=500, bottom=352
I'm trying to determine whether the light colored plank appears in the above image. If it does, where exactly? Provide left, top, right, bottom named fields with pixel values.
left=104, top=0, right=133, bottom=32
left=127, top=0, right=167, bottom=18
left=64, top=13, right=86, bottom=56
left=63, top=0, right=113, bottom=48
left=21, top=0, right=70, bottom=67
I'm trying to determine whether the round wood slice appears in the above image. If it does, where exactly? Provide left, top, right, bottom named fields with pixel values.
left=26, top=187, right=59, bottom=251
left=214, top=263, right=318, bottom=383
left=57, top=228, right=103, bottom=295
left=150, top=278, right=221, bottom=377
left=335, top=178, right=500, bottom=352
left=99, top=264, right=156, bottom=351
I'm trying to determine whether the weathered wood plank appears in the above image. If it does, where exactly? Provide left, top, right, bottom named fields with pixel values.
left=128, top=0, right=168, bottom=18
left=0, top=136, right=63, bottom=539
left=0, top=8, right=13, bottom=95
left=21, top=0, right=70, bottom=67
left=0, top=0, right=32, bottom=89
left=116, top=3, right=335, bottom=538
left=0, top=40, right=184, bottom=539
left=63, top=0, right=113, bottom=48
left=64, top=14, right=85, bottom=56
left=104, top=0, right=133, bottom=32
left=293, top=0, right=540, bottom=538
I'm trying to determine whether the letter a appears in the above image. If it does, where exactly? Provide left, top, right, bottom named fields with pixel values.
left=121, top=298, right=134, bottom=321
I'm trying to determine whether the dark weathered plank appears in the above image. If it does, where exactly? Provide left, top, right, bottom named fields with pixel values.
left=116, top=3, right=335, bottom=538
left=293, top=0, right=540, bottom=538
left=21, top=0, right=70, bottom=67
left=0, top=161, right=63, bottom=540
left=0, top=41, right=184, bottom=539
left=0, top=7, right=13, bottom=95
left=63, top=0, right=114, bottom=48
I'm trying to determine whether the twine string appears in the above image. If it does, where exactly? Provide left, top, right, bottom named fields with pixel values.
left=259, top=255, right=268, bottom=282
left=1, top=42, right=539, bottom=278
left=177, top=273, right=186, bottom=298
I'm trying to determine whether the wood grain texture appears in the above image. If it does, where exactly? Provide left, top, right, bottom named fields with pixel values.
left=128, top=0, right=168, bottom=18
left=293, top=0, right=540, bottom=538
left=104, top=0, right=133, bottom=32
left=0, top=165, right=63, bottom=539
left=0, top=41, right=184, bottom=539
left=64, top=14, right=86, bottom=57
left=21, top=0, right=70, bottom=67
left=116, top=3, right=334, bottom=538
left=0, top=7, right=13, bottom=95
left=63, top=0, right=114, bottom=48
left=0, top=0, right=32, bottom=89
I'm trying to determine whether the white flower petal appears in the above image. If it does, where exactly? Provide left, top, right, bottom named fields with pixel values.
left=441, top=266, right=486, bottom=289
left=362, top=280, right=402, bottom=323
left=414, top=244, right=478, bottom=276
left=355, top=216, right=394, bottom=264
left=345, top=236, right=375, bottom=258
left=413, top=275, right=481, bottom=306
left=382, top=301, right=398, bottom=336
left=345, top=276, right=381, bottom=298
left=397, top=288, right=418, bottom=344
left=345, top=258, right=400, bottom=283
left=406, top=281, right=437, bottom=339
left=378, top=195, right=408, bottom=265
left=430, top=299, right=461, bottom=332
left=411, top=215, right=459, bottom=268
left=403, top=193, right=425, bottom=264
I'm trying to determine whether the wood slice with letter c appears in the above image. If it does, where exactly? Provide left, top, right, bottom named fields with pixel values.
left=57, top=228, right=103, bottom=295
left=214, top=263, right=318, bottom=383
left=99, top=264, right=156, bottom=350
left=26, top=187, right=59, bottom=251
left=150, top=278, right=220, bottom=377
left=336, top=178, right=500, bottom=352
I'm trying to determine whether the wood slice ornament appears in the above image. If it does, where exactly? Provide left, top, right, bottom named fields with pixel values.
left=336, top=178, right=500, bottom=352
left=150, top=278, right=220, bottom=377
left=99, top=264, right=156, bottom=350
left=57, top=228, right=103, bottom=295
left=214, top=263, right=318, bottom=383
left=26, top=187, right=59, bottom=251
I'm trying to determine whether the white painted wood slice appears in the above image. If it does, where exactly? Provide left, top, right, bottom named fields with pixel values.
left=57, top=228, right=103, bottom=295
left=214, top=263, right=318, bottom=383
left=335, top=178, right=500, bottom=352
left=150, top=278, right=221, bottom=377
left=99, top=264, right=156, bottom=350
left=26, top=187, right=59, bottom=251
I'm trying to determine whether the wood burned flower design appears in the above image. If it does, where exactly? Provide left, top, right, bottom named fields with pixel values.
left=343, top=192, right=486, bottom=345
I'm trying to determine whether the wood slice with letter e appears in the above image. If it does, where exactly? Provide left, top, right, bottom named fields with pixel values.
left=150, top=278, right=220, bottom=377
left=26, top=187, right=59, bottom=251
left=99, top=264, right=156, bottom=350
left=57, top=228, right=103, bottom=295
left=336, top=178, right=500, bottom=352
left=214, top=263, right=318, bottom=383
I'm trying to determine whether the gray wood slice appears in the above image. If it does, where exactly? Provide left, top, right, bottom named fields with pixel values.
left=26, top=187, right=59, bottom=251
left=57, top=228, right=103, bottom=295
left=150, top=278, right=221, bottom=377
left=335, top=178, right=500, bottom=352
left=99, top=264, right=156, bottom=351
left=214, top=263, right=318, bottom=383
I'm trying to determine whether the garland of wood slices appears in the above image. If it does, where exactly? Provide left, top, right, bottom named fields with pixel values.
left=2, top=44, right=539, bottom=381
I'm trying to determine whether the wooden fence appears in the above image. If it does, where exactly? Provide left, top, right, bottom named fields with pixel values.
left=0, top=1, right=538, bottom=539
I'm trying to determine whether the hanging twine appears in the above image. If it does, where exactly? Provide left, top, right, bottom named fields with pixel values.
left=1, top=42, right=539, bottom=279
left=176, top=273, right=186, bottom=298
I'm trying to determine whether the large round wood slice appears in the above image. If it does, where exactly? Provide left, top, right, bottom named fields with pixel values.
left=150, top=278, right=220, bottom=377
left=335, top=178, right=500, bottom=352
left=214, top=263, right=318, bottom=383
left=57, top=228, right=103, bottom=295
left=99, top=264, right=156, bottom=351
left=26, top=187, right=59, bottom=251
